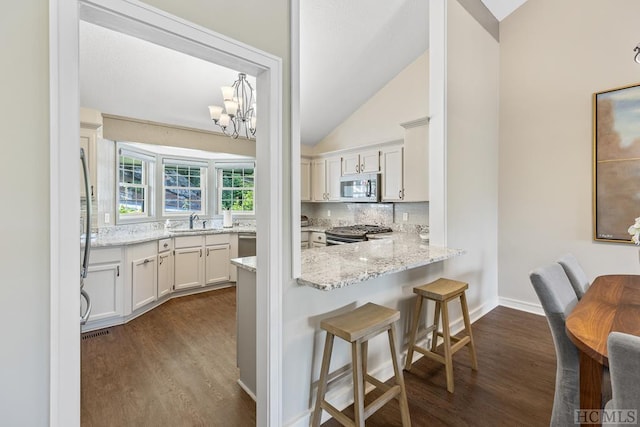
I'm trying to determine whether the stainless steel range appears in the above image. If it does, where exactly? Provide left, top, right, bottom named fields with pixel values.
left=325, top=224, right=392, bottom=245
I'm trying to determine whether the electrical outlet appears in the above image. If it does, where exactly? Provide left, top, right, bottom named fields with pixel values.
left=327, top=210, right=331, bottom=217
left=402, top=212, right=408, bottom=222
left=104, top=213, right=110, bottom=224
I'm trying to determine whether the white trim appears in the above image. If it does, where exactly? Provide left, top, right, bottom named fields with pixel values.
left=50, top=1, right=82, bottom=425
left=51, top=1, right=284, bottom=426
left=499, top=297, right=545, bottom=316
left=429, top=0, right=448, bottom=247
left=237, top=379, right=258, bottom=402
left=291, top=0, right=302, bottom=278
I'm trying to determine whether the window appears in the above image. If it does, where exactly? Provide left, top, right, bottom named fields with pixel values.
left=217, top=165, right=255, bottom=215
left=163, top=160, right=206, bottom=215
left=118, top=154, right=150, bottom=217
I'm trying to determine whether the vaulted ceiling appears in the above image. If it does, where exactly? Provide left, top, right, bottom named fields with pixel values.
left=80, top=1, right=528, bottom=147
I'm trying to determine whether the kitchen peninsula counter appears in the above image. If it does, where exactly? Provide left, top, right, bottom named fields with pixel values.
left=232, top=233, right=464, bottom=290
left=298, top=233, right=463, bottom=290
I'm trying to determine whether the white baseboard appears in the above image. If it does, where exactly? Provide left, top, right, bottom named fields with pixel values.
left=237, top=379, right=256, bottom=402
left=498, top=297, right=544, bottom=316
left=284, top=298, right=500, bottom=427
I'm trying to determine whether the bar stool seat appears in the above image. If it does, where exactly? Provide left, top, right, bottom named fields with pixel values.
left=404, top=278, right=478, bottom=393
left=311, top=303, right=411, bottom=427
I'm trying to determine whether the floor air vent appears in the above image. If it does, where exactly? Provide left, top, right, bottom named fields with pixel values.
left=82, top=329, right=111, bottom=340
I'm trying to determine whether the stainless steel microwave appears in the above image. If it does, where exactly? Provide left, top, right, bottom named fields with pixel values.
left=339, top=173, right=381, bottom=202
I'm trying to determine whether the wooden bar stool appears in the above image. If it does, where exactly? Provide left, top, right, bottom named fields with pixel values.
left=311, top=303, right=411, bottom=427
left=404, top=278, right=478, bottom=393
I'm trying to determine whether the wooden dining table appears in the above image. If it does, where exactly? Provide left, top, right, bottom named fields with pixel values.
left=565, top=274, right=640, bottom=426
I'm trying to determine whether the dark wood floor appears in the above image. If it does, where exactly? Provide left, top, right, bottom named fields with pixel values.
left=83, top=292, right=556, bottom=427
left=323, top=306, right=556, bottom=427
left=81, top=287, right=256, bottom=427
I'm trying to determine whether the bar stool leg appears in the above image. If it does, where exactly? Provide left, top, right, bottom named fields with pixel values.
left=441, top=301, right=455, bottom=393
left=431, top=301, right=441, bottom=352
left=460, top=292, right=478, bottom=370
left=362, top=340, right=369, bottom=391
left=388, top=325, right=412, bottom=427
left=311, top=332, right=334, bottom=427
left=351, top=341, right=366, bottom=427
left=404, top=295, right=423, bottom=371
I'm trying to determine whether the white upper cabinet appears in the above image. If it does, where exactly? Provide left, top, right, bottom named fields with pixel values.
left=301, top=158, right=311, bottom=201
left=342, top=149, right=380, bottom=175
left=401, top=118, right=429, bottom=202
left=381, top=145, right=404, bottom=201
left=311, top=156, right=341, bottom=202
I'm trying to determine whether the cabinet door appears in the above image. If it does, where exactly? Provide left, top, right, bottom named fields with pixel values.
left=381, top=146, right=404, bottom=201
left=402, top=124, right=429, bottom=201
left=311, top=159, right=327, bottom=201
left=132, top=255, right=157, bottom=310
left=158, top=251, right=173, bottom=298
left=360, top=150, right=380, bottom=173
left=301, top=159, right=311, bottom=201
left=205, top=244, right=231, bottom=285
left=325, top=157, right=342, bottom=201
left=82, top=262, right=123, bottom=322
left=174, top=247, right=203, bottom=290
left=342, top=153, right=360, bottom=175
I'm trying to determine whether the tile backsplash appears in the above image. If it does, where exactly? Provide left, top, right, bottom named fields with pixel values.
left=301, top=202, right=429, bottom=232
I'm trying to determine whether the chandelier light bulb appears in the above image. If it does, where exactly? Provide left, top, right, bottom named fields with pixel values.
left=219, top=113, right=230, bottom=128
left=208, top=105, right=223, bottom=121
left=221, top=86, right=234, bottom=100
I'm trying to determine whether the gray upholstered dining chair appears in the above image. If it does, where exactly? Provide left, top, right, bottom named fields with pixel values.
left=529, top=263, right=580, bottom=427
left=605, top=332, right=640, bottom=424
left=557, top=253, right=590, bottom=299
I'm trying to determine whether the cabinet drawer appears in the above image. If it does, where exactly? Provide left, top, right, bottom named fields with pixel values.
left=158, top=238, right=173, bottom=252
left=174, top=235, right=203, bottom=249
left=310, top=232, right=326, bottom=244
left=205, top=233, right=230, bottom=246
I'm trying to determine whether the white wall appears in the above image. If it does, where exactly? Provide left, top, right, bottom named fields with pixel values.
left=0, top=2, right=50, bottom=425
left=1, top=0, right=289, bottom=424
left=440, top=0, right=500, bottom=341
left=499, top=0, right=640, bottom=310
left=313, top=51, right=429, bottom=154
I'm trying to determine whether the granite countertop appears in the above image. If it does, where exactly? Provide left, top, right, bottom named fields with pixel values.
left=301, top=226, right=327, bottom=233
left=230, top=256, right=257, bottom=273
left=86, top=225, right=256, bottom=248
left=297, top=233, right=463, bottom=291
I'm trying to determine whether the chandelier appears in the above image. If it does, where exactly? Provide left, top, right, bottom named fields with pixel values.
left=208, top=73, right=256, bottom=139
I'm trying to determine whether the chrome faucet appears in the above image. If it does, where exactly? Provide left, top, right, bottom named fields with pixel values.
left=189, top=212, right=199, bottom=229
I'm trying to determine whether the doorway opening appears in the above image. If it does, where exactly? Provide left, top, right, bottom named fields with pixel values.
left=50, top=1, right=284, bottom=425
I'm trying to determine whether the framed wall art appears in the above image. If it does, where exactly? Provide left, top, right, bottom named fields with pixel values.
left=593, top=82, right=640, bottom=243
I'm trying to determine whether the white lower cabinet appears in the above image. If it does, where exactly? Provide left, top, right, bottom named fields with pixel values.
left=127, top=242, right=158, bottom=312
left=81, top=247, right=124, bottom=328
left=205, top=233, right=231, bottom=285
left=132, top=254, right=157, bottom=310
left=157, top=250, right=173, bottom=298
left=174, top=246, right=203, bottom=290
left=205, top=244, right=231, bottom=285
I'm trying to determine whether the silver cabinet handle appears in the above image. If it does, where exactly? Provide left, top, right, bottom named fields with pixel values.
left=80, top=289, right=92, bottom=325
left=360, top=163, right=364, bottom=172
left=143, top=258, right=150, bottom=264
left=206, top=248, right=210, bottom=256
left=356, top=164, right=360, bottom=173
left=398, top=190, right=402, bottom=199
left=159, top=256, right=163, bottom=265
left=163, top=242, right=169, bottom=248
left=200, top=249, right=203, bottom=257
